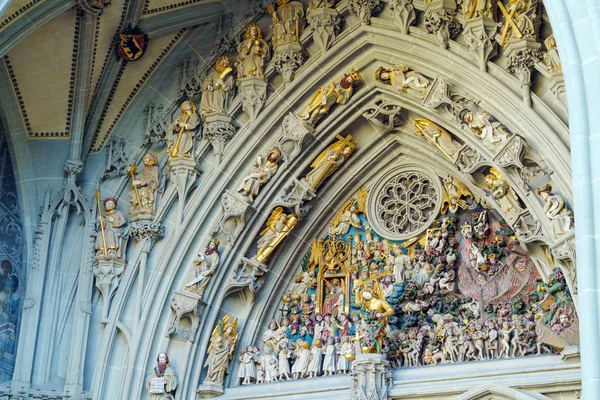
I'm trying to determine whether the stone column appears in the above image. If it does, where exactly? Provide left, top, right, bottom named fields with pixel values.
left=351, top=353, right=392, bottom=400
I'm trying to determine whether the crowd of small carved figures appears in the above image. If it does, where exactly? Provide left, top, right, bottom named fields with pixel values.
left=234, top=192, right=578, bottom=384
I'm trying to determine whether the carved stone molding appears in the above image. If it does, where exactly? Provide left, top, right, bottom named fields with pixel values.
left=463, top=16, right=498, bottom=72
left=166, top=290, right=206, bottom=342
left=348, top=0, right=383, bottom=25
left=351, top=353, right=392, bottom=400
left=211, top=190, right=256, bottom=242
left=169, top=156, right=201, bottom=224
left=273, top=178, right=317, bottom=217
left=494, top=135, right=525, bottom=169
left=228, top=257, right=268, bottom=293
left=307, top=7, right=341, bottom=54
left=93, top=257, right=125, bottom=320
left=505, top=38, right=542, bottom=106
left=423, top=3, right=461, bottom=48
left=388, top=0, right=416, bottom=34
left=512, top=209, right=543, bottom=243
left=239, top=77, right=268, bottom=121
left=271, top=112, right=315, bottom=163
left=362, top=100, right=404, bottom=135
left=455, top=144, right=485, bottom=173
left=272, top=43, right=305, bottom=84
left=203, top=114, right=236, bottom=162
left=130, top=220, right=165, bottom=244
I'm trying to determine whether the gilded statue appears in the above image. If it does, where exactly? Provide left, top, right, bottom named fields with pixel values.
left=95, top=196, right=127, bottom=259
left=237, top=24, right=270, bottom=80
left=355, top=281, right=394, bottom=353
left=375, top=66, right=430, bottom=98
left=203, top=315, right=239, bottom=385
left=463, top=0, right=492, bottom=19
left=441, top=176, right=473, bottom=214
left=412, top=118, right=462, bottom=162
left=536, top=184, right=573, bottom=237
left=146, top=353, right=178, bottom=400
left=129, top=153, right=164, bottom=216
left=544, top=34, right=562, bottom=75
left=269, top=0, right=305, bottom=46
left=329, top=186, right=367, bottom=237
left=299, top=70, right=361, bottom=127
left=237, top=149, right=281, bottom=203
left=498, top=0, right=538, bottom=46
left=459, top=109, right=510, bottom=147
left=254, top=207, right=298, bottom=264
left=303, top=135, right=357, bottom=190
left=200, top=56, right=235, bottom=119
left=183, top=240, right=220, bottom=298
left=168, top=101, right=201, bottom=158
left=484, top=168, right=522, bottom=219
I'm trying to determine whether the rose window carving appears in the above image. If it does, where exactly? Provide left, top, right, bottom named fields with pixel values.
left=368, top=169, right=441, bottom=240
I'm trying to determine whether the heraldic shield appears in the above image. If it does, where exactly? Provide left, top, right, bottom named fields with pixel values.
left=116, top=28, right=148, bottom=61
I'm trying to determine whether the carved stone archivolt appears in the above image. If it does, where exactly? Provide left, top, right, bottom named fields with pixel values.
left=368, top=168, right=442, bottom=240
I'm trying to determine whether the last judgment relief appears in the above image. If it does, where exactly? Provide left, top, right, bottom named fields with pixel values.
left=238, top=180, right=578, bottom=384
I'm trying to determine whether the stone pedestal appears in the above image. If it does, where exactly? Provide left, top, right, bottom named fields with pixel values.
left=494, top=135, right=525, bottom=168
left=211, top=190, right=255, bottom=242
left=203, top=114, right=236, bottom=163
left=227, top=257, right=268, bottom=294
left=351, top=353, right=392, bottom=400
left=239, top=77, right=268, bottom=121
left=93, top=256, right=125, bottom=320
left=169, top=156, right=201, bottom=224
left=272, top=42, right=305, bottom=84
left=166, top=290, right=205, bottom=342
left=271, top=112, right=315, bottom=163
left=463, top=16, right=497, bottom=71
left=197, top=381, right=224, bottom=398
left=307, top=7, right=340, bottom=54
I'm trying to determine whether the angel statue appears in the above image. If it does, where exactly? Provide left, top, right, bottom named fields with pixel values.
left=146, top=352, right=178, bottom=400
left=237, top=149, right=281, bottom=203
left=183, top=239, right=220, bottom=298
left=303, top=135, right=357, bottom=190
left=375, top=65, right=430, bottom=98
left=536, top=184, right=573, bottom=238
left=355, top=280, right=395, bottom=354
left=254, top=207, right=299, bottom=264
left=237, top=24, right=270, bottom=80
left=412, top=118, right=462, bottom=162
left=299, top=70, right=362, bottom=127
left=484, top=168, right=523, bottom=219
left=328, top=187, right=368, bottom=237
left=441, top=176, right=473, bottom=214
left=459, top=109, right=510, bottom=147
left=200, top=56, right=235, bottom=119
left=128, top=153, right=164, bottom=217
left=168, top=101, right=201, bottom=158
left=203, top=315, right=239, bottom=385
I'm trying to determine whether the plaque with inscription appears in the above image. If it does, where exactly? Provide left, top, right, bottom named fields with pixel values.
left=149, top=377, right=166, bottom=394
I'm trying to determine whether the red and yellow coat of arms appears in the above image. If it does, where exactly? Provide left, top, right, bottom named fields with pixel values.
left=115, top=28, right=148, bottom=61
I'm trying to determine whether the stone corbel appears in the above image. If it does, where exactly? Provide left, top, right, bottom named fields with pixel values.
left=166, top=290, right=206, bottom=342
left=504, top=38, right=542, bottom=107
left=272, top=43, right=305, bottom=84
left=511, top=209, right=543, bottom=243
left=271, top=112, right=315, bottom=164
left=462, top=16, right=498, bottom=71
left=273, top=178, right=317, bottom=217
left=362, top=100, right=404, bottom=135
left=226, top=257, right=268, bottom=294
left=93, top=256, right=125, bottom=321
left=421, top=0, right=462, bottom=48
left=211, top=190, right=256, bottom=243
left=388, top=0, right=416, bottom=34
left=493, top=135, right=525, bottom=168
left=203, top=114, right=237, bottom=164
left=130, top=220, right=165, bottom=246
left=455, top=144, right=485, bottom=173
left=239, top=77, right=268, bottom=121
left=168, top=157, right=201, bottom=224
left=307, top=7, right=341, bottom=54
left=351, top=353, right=392, bottom=400
left=348, top=0, right=383, bottom=24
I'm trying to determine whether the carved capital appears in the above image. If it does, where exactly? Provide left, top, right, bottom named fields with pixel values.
left=64, top=159, right=84, bottom=176
left=203, top=115, right=236, bottom=159
left=348, top=0, right=383, bottom=24
left=272, top=44, right=305, bottom=84
left=130, top=220, right=165, bottom=244
left=424, top=8, right=461, bottom=48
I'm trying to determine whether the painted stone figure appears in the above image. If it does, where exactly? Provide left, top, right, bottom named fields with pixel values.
left=536, top=184, right=573, bottom=237
left=183, top=239, right=220, bottom=298
left=237, top=149, right=281, bottom=203
left=375, top=65, right=430, bottom=98
left=200, top=56, right=235, bottom=118
left=95, top=197, right=127, bottom=259
left=203, top=315, right=239, bottom=385
left=169, top=101, right=201, bottom=158
left=498, top=0, right=538, bottom=45
left=441, top=176, right=473, bottom=214
left=237, top=24, right=270, bottom=80
left=544, top=34, right=562, bottom=75
left=356, top=282, right=394, bottom=354
left=303, top=135, right=357, bottom=190
left=413, top=118, right=462, bottom=162
left=146, top=353, right=178, bottom=400
left=299, top=70, right=361, bottom=126
left=270, top=0, right=305, bottom=46
left=484, top=168, right=522, bottom=219
left=129, top=153, right=163, bottom=216
left=460, top=109, right=510, bottom=147
left=254, top=207, right=299, bottom=264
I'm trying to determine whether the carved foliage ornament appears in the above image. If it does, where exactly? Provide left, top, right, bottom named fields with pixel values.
left=368, top=168, right=441, bottom=240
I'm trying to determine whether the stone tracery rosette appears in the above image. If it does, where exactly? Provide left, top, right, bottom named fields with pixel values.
left=367, top=167, right=442, bottom=241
